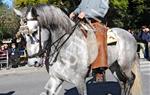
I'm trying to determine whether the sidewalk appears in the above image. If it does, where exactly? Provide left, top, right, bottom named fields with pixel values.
left=0, top=66, right=46, bottom=76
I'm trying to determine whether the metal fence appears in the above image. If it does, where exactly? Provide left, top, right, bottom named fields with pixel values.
left=0, top=50, right=9, bottom=69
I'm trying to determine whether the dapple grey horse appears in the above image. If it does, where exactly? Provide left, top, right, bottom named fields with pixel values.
left=14, top=4, right=142, bottom=95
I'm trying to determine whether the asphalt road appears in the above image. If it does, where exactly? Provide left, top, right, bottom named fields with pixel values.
left=0, top=59, right=149, bottom=95
left=0, top=71, right=49, bottom=95
left=139, top=59, right=150, bottom=95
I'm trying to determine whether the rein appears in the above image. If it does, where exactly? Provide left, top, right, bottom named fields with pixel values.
left=49, top=20, right=80, bottom=62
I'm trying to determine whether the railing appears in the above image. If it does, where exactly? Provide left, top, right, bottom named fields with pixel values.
left=0, top=50, right=9, bottom=69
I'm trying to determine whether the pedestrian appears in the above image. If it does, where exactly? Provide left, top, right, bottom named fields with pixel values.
left=69, top=0, right=109, bottom=82
left=8, top=43, right=20, bottom=68
left=136, top=25, right=150, bottom=60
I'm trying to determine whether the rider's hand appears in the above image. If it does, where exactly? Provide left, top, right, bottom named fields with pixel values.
left=78, top=12, right=85, bottom=19
left=69, top=12, right=76, bottom=20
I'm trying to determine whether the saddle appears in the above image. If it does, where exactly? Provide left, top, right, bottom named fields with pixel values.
left=79, top=22, right=117, bottom=45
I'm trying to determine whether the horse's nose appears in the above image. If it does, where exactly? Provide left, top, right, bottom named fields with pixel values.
left=34, top=61, right=40, bottom=67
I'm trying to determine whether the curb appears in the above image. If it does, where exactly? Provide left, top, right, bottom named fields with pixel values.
left=0, top=66, right=46, bottom=76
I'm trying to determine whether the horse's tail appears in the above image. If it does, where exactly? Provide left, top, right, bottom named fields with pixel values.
left=131, top=54, right=143, bottom=95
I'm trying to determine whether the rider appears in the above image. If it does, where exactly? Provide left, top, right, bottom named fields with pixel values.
left=69, top=0, right=109, bottom=81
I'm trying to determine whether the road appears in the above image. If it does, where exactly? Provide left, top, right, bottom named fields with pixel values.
left=0, top=59, right=149, bottom=95
left=139, top=59, right=150, bottom=95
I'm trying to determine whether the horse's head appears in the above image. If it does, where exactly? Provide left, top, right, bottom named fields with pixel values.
left=14, top=6, right=49, bottom=66
left=14, top=5, right=74, bottom=67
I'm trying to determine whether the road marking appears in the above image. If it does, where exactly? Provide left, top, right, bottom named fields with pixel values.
left=140, top=68, right=150, bottom=72
left=140, top=61, right=150, bottom=64
left=140, top=60, right=150, bottom=76
left=140, top=64, right=150, bottom=68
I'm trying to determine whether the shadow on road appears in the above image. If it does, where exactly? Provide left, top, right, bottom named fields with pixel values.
left=0, top=91, right=15, bottom=95
left=65, top=82, right=121, bottom=95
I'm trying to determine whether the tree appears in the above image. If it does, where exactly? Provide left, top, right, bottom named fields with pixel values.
left=0, top=5, right=19, bottom=40
left=139, top=0, right=150, bottom=26
left=14, top=0, right=80, bottom=14
left=14, top=0, right=49, bottom=8
left=106, top=0, right=146, bottom=29
left=13, top=0, right=150, bottom=29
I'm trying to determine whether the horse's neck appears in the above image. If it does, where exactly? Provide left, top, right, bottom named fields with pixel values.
left=51, top=20, right=75, bottom=41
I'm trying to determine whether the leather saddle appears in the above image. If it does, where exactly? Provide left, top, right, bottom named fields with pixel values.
left=79, top=22, right=117, bottom=45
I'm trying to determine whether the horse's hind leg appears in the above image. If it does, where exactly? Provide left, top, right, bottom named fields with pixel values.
left=42, top=76, right=63, bottom=95
left=123, top=70, right=135, bottom=95
left=109, top=61, right=127, bottom=95
left=110, top=61, right=135, bottom=95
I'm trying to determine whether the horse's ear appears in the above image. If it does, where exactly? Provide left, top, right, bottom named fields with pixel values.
left=13, top=8, right=23, bottom=17
left=30, top=7, right=38, bottom=18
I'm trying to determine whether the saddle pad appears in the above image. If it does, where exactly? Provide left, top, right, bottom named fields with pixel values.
left=107, top=29, right=117, bottom=44
left=64, top=81, right=121, bottom=95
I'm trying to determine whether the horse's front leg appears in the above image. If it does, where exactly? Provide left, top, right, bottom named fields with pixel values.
left=72, top=75, right=87, bottom=95
left=41, top=76, right=63, bottom=95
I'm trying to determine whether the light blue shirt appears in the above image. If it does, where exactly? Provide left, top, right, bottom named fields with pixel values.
left=74, top=0, right=109, bottom=18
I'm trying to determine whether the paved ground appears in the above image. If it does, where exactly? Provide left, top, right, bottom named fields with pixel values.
left=0, top=59, right=149, bottom=95
left=0, top=66, right=46, bottom=75
left=0, top=70, right=121, bottom=95
left=0, top=71, right=49, bottom=95
left=139, top=59, right=150, bottom=95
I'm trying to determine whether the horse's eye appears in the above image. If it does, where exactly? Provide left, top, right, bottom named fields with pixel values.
left=23, top=18, right=27, bottom=24
left=24, top=20, right=27, bottom=24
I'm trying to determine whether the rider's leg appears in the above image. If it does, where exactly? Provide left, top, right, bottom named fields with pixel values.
left=91, top=20, right=108, bottom=81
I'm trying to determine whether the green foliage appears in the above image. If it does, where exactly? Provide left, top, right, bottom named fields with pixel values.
left=14, top=0, right=49, bottom=8
left=110, top=0, right=128, bottom=10
left=0, top=5, right=19, bottom=40
left=6, top=0, right=150, bottom=29
left=49, top=0, right=61, bottom=5
left=108, top=0, right=146, bottom=29
left=14, top=0, right=79, bottom=13
left=0, top=0, right=149, bottom=40
left=14, top=0, right=27, bottom=7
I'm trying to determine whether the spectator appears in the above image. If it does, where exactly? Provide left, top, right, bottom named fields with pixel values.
left=0, top=45, right=5, bottom=52
left=3, top=44, right=8, bottom=50
left=137, top=26, right=150, bottom=42
left=0, top=45, right=7, bottom=56
left=136, top=25, right=150, bottom=60
left=128, top=28, right=134, bottom=35
left=128, top=28, right=138, bottom=38
left=8, top=43, right=20, bottom=68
